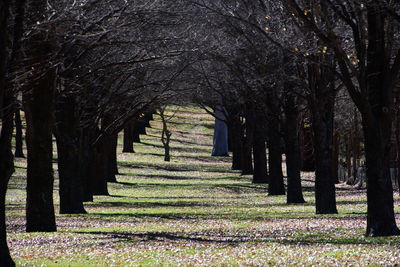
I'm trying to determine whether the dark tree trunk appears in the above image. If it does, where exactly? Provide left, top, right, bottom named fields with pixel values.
left=362, top=8, right=399, bottom=236
left=267, top=120, right=285, bottom=196
left=23, top=0, right=57, bottom=233
left=252, top=114, right=268, bottom=183
left=396, top=112, right=400, bottom=193
left=300, top=124, right=315, bottom=171
left=352, top=110, right=360, bottom=184
left=145, top=111, right=154, bottom=122
left=14, top=108, right=24, bottom=158
left=283, top=96, right=305, bottom=204
left=308, top=58, right=338, bottom=215
left=55, top=95, right=86, bottom=214
left=229, top=115, right=243, bottom=170
left=241, top=108, right=254, bottom=175
left=363, top=116, right=400, bottom=236
left=332, top=131, right=340, bottom=184
left=227, top=124, right=232, bottom=152
left=107, top=133, right=119, bottom=182
left=123, top=121, right=135, bottom=153
left=89, top=132, right=109, bottom=196
left=80, top=128, right=93, bottom=202
left=132, top=120, right=141, bottom=143
left=23, top=69, right=57, bottom=232
left=0, top=76, right=16, bottom=267
left=1, top=2, right=23, bottom=261
left=345, top=133, right=352, bottom=183
left=136, top=119, right=147, bottom=135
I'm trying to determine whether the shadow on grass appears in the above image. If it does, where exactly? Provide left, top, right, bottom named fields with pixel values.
left=73, top=229, right=400, bottom=246
left=119, top=161, right=233, bottom=173
left=118, top=173, right=246, bottom=182
left=114, top=181, right=267, bottom=194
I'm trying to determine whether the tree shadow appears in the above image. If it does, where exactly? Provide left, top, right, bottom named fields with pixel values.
left=72, top=226, right=400, bottom=246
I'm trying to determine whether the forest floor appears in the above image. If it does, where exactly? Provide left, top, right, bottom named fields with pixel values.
left=6, top=106, right=400, bottom=266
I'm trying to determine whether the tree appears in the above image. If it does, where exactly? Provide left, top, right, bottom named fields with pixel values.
left=283, top=0, right=400, bottom=236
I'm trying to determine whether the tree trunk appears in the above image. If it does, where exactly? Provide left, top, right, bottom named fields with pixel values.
left=332, top=131, right=339, bottom=184
left=212, top=106, right=229, bottom=156
left=229, top=115, right=243, bottom=170
left=267, top=119, right=285, bottom=195
left=80, top=128, right=93, bottom=202
left=396, top=113, right=400, bottom=193
left=133, top=120, right=141, bottom=143
left=123, top=121, right=135, bottom=153
left=24, top=70, right=57, bottom=232
left=0, top=80, right=16, bottom=267
left=345, top=133, right=352, bottom=184
left=107, top=133, right=118, bottom=182
left=136, top=119, right=147, bottom=135
left=55, top=95, right=86, bottom=214
left=14, top=108, right=24, bottom=158
left=308, top=58, right=338, bottom=215
left=300, top=124, right=315, bottom=171
left=361, top=7, right=400, bottom=236
left=252, top=114, right=268, bottom=183
left=241, top=109, right=254, bottom=175
left=89, top=132, right=109, bottom=196
left=23, top=0, right=57, bottom=233
left=363, top=117, right=400, bottom=236
left=283, top=97, right=305, bottom=203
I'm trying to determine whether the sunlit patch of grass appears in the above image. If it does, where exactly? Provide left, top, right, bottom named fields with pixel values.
left=6, top=106, right=400, bottom=266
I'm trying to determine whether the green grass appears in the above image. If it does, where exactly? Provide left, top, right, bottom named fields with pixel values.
left=6, top=106, right=400, bottom=266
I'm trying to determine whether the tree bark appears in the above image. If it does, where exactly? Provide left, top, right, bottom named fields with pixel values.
left=107, top=133, right=119, bottom=182
left=308, top=58, right=338, bottom=214
left=300, top=124, right=315, bottom=171
left=89, top=128, right=109, bottom=196
left=252, top=112, right=268, bottom=183
left=136, top=119, right=147, bottom=135
left=23, top=0, right=57, bottom=233
left=267, top=118, right=285, bottom=195
left=362, top=8, right=399, bottom=236
left=132, top=119, right=141, bottom=143
left=332, top=131, right=339, bottom=184
left=55, top=94, right=86, bottom=214
left=0, top=20, right=16, bottom=260
left=241, top=108, right=254, bottom=175
left=283, top=96, right=305, bottom=203
left=123, top=121, right=135, bottom=153
left=24, top=69, right=57, bottom=232
left=14, top=108, right=24, bottom=158
left=229, top=114, right=243, bottom=170
left=363, top=116, right=400, bottom=236
left=80, top=128, right=93, bottom=202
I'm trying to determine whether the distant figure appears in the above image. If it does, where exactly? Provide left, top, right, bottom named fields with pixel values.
left=212, top=106, right=229, bottom=156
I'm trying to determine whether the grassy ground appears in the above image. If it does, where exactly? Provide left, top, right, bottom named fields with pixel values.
left=6, top=106, right=400, bottom=266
